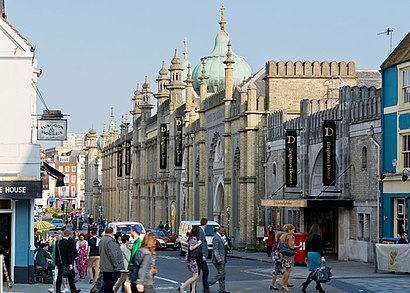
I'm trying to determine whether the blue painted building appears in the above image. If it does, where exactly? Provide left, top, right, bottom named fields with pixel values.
left=380, top=32, right=410, bottom=238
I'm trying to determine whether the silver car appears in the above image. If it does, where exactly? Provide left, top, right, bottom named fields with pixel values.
left=51, top=218, right=66, bottom=230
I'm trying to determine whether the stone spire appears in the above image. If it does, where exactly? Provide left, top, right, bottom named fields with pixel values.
left=131, top=83, right=142, bottom=117
left=224, top=41, right=235, bottom=101
left=140, top=76, right=154, bottom=120
left=168, top=49, right=185, bottom=110
left=185, top=64, right=194, bottom=122
left=183, top=37, right=189, bottom=61
left=199, top=61, right=208, bottom=104
left=155, top=61, right=170, bottom=111
left=219, top=3, right=226, bottom=31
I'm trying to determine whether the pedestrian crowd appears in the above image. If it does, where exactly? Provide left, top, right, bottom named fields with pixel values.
left=35, top=217, right=339, bottom=293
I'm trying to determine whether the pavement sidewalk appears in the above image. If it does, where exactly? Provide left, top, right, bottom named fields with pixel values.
left=3, top=250, right=404, bottom=293
left=227, top=250, right=405, bottom=279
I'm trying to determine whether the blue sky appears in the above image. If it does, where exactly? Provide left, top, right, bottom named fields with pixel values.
left=6, top=0, right=409, bottom=135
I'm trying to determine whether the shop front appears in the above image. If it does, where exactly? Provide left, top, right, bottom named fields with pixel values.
left=0, top=180, right=41, bottom=283
left=262, top=197, right=354, bottom=258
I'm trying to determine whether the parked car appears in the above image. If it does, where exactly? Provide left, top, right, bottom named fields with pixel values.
left=176, top=220, right=220, bottom=257
left=51, top=218, right=66, bottom=230
left=108, top=221, right=146, bottom=240
left=147, top=229, right=177, bottom=250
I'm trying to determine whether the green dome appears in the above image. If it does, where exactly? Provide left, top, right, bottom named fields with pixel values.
left=192, top=30, right=252, bottom=95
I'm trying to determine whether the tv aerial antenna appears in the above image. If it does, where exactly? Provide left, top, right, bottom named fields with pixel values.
left=378, top=28, right=394, bottom=53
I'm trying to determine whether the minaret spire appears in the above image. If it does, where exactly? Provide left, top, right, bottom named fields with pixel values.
left=183, top=37, right=188, bottom=61
left=219, top=3, right=226, bottom=31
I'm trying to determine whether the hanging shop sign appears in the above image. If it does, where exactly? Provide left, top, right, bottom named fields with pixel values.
left=117, top=146, right=123, bottom=177
left=0, top=181, right=42, bottom=199
left=285, top=130, right=297, bottom=187
left=322, top=121, right=336, bottom=186
left=159, top=124, right=168, bottom=169
left=175, top=117, right=183, bottom=167
left=125, top=141, right=131, bottom=176
left=37, top=119, right=67, bottom=141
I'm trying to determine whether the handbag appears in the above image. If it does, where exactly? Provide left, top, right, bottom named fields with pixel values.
left=312, top=261, right=332, bottom=283
left=188, top=245, right=202, bottom=260
left=279, top=242, right=295, bottom=257
left=57, top=240, right=74, bottom=278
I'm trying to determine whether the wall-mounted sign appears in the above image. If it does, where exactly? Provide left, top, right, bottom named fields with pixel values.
left=125, top=141, right=131, bottom=176
left=159, top=124, right=168, bottom=169
left=175, top=117, right=183, bottom=167
left=37, top=119, right=67, bottom=141
left=0, top=181, right=42, bottom=199
left=285, top=130, right=297, bottom=187
left=323, top=121, right=336, bottom=186
left=261, top=199, right=307, bottom=208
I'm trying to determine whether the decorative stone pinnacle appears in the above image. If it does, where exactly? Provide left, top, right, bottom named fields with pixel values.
left=183, top=37, right=188, bottom=61
left=219, top=3, right=226, bottom=31
left=187, top=64, right=191, bottom=79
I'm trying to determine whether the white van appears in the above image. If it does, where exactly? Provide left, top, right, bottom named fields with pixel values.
left=176, top=220, right=220, bottom=257
left=108, top=221, right=146, bottom=240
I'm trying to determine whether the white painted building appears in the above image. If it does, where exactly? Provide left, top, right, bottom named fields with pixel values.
left=0, top=14, right=42, bottom=283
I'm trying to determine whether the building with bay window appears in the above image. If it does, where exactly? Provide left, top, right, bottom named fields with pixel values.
left=380, top=32, right=410, bottom=238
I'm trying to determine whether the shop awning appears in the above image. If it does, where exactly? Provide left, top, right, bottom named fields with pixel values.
left=261, top=197, right=354, bottom=208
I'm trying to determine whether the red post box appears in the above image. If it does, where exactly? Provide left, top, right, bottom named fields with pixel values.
left=293, top=232, right=307, bottom=266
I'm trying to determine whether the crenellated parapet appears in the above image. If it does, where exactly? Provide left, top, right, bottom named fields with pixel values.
left=267, top=85, right=381, bottom=141
left=265, top=60, right=356, bottom=77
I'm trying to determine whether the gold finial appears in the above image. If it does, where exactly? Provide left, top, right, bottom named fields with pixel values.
left=219, top=3, right=226, bottom=31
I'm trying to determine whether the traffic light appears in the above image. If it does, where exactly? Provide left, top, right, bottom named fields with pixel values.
left=61, top=203, right=65, bottom=211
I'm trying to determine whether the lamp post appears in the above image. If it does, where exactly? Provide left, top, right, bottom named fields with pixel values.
left=226, top=206, right=230, bottom=237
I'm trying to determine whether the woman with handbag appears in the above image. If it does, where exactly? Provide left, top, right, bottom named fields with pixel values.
left=278, top=224, right=301, bottom=291
left=178, top=226, right=203, bottom=293
left=301, top=224, right=325, bottom=293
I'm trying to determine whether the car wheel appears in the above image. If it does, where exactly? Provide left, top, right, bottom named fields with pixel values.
left=179, top=245, right=184, bottom=256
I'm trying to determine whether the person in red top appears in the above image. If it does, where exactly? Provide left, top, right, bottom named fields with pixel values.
left=264, top=226, right=276, bottom=256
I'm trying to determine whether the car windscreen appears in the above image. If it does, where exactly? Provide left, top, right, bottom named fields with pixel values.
left=117, top=223, right=144, bottom=234
left=52, top=219, right=63, bottom=223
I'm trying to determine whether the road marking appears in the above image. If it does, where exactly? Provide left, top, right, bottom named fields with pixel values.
left=240, top=269, right=271, bottom=277
left=155, top=276, right=179, bottom=284
left=157, top=255, right=180, bottom=260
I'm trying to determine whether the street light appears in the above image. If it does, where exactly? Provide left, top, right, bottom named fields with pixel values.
left=226, top=206, right=230, bottom=237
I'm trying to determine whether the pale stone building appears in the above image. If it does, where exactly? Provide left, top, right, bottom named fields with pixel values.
left=265, top=85, right=381, bottom=262
left=88, top=5, right=380, bottom=254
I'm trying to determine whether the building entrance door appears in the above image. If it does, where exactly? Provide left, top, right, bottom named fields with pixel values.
left=0, top=213, right=12, bottom=275
left=307, top=208, right=337, bottom=254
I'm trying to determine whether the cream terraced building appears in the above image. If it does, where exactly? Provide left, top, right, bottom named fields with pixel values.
left=85, top=5, right=376, bottom=251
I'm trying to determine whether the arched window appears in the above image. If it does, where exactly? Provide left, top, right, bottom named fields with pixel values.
left=362, top=146, right=367, bottom=170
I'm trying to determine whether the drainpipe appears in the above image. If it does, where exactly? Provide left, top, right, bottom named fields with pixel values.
left=368, top=125, right=381, bottom=242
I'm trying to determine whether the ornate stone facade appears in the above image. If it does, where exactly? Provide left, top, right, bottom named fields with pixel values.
left=86, top=5, right=381, bottom=254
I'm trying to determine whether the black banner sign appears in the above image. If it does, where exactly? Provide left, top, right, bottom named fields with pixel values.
left=323, top=121, right=336, bottom=186
left=160, top=124, right=168, bottom=169
left=285, top=130, right=297, bottom=187
left=175, top=117, right=183, bottom=167
left=117, top=146, right=123, bottom=177
left=0, top=181, right=42, bottom=199
left=125, top=141, right=131, bottom=176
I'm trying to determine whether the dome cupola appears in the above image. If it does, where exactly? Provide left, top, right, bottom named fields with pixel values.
left=192, top=4, right=252, bottom=95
